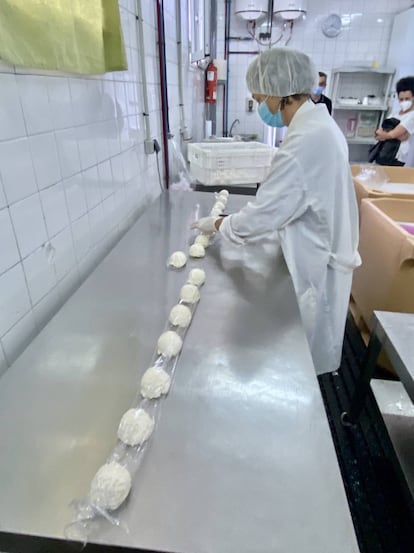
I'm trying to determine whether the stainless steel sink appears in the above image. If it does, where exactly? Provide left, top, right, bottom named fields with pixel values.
left=203, top=134, right=259, bottom=143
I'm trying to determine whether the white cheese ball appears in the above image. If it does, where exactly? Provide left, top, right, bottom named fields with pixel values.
left=141, top=366, right=171, bottom=398
left=169, top=304, right=192, bottom=328
left=189, top=243, right=205, bottom=258
left=157, top=330, right=183, bottom=358
left=188, top=268, right=206, bottom=287
left=180, top=283, right=200, bottom=303
left=195, top=234, right=210, bottom=248
left=90, top=462, right=131, bottom=511
left=214, top=200, right=225, bottom=212
left=117, top=408, right=154, bottom=446
left=218, top=192, right=228, bottom=203
left=168, top=251, right=187, bottom=268
left=219, top=189, right=229, bottom=198
left=210, top=208, right=221, bottom=217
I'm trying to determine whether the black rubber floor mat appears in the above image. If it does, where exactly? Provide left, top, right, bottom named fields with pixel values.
left=318, top=315, right=414, bottom=553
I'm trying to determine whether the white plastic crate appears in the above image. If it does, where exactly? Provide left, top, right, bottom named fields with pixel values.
left=188, top=141, right=277, bottom=185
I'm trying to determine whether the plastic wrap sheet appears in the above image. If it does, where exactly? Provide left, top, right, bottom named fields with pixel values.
left=66, top=271, right=203, bottom=542
left=169, top=137, right=193, bottom=191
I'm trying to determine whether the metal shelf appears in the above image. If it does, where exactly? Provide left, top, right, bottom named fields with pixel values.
left=331, top=67, right=395, bottom=164
left=332, top=66, right=395, bottom=75
left=347, top=137, right=376, bottom=145
left=334, top=104, right=388, bottom=111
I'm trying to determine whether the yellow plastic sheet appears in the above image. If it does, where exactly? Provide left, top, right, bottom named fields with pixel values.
left=0, top=0, right=127, bottom=74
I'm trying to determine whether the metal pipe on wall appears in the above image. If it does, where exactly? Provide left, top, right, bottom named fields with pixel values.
left=156, top=0, right=170, bottom=188
left=135, top=0, right=152, bottom=147
left=206, top=0, right=217, bottom=136
left=228, top=51, right=259, bottom=54
left=224, top=0, right=231, bottom=136
left=176, top=0, right=191, bottom=140
left=210, top=0, right=217, bottom=60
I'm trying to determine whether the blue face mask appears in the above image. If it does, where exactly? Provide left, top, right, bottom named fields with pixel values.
left=258, top=100, right=285, bottom=127
left=313, top=86, right=325, bottom=95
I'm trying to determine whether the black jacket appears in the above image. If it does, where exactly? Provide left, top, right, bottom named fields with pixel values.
left=312, top=94, right=332, bottom=115
left=368, top=117, right=404, bottom=166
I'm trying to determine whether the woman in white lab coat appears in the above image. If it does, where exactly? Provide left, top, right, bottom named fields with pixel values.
left=192, top=48, right=360, bottom=375
left=375, top=76, right=414, bottom=165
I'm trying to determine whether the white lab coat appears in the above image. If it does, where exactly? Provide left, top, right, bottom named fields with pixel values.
left=391, top=108, right=414, bottom=163
left=220, top=101, right=360, bottom=375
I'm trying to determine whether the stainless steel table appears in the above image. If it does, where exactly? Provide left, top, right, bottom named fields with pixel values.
left=373, top=311, right=414, bottom=402
left=342, top=310, right=414, bottom=424
left=0, top=192, right=359, bottom=553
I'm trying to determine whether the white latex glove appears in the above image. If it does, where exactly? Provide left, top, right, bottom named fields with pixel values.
left=191, top=216, right=218, bottom=234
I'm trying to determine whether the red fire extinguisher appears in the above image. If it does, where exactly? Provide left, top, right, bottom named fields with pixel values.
left=205, top=60, right=218, bottom=104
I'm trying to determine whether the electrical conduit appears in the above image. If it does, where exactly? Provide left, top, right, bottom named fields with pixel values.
left=135, top=0, right=152, bottom=148
left=156, top=0, right=170, bottom=188
left=224, top=0, right=231, bottom=136
left=176, top=0, right=190, bottom=140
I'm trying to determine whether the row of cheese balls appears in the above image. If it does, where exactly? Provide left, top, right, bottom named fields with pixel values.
left=168, top=189, right=229, bottom=265
left=87, top=268, right=206, bottom=512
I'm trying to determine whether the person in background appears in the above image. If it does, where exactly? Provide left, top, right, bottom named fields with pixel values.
left=374, top=76, right=414, bottom=165
left=192, top=48, right=360, bottom=376
left=311, top=71, right=332, bottom=115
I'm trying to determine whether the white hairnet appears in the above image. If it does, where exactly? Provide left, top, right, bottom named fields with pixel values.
left=246, top=48, right=317, bottom=97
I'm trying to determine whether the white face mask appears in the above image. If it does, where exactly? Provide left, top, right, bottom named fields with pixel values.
left=399, top=99, right=413, bottom=112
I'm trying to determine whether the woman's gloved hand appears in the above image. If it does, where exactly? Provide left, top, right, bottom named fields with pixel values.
left=191, top=216, right=218, bottom=234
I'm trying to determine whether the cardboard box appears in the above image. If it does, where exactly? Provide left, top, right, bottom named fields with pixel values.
left=351, top=165, right=414, bottom=209
left=352, top=198, right=414, bottom=330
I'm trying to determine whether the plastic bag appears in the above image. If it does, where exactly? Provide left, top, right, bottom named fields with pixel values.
left=219, top=234, right=282, bottom=292
left=354, top=164, right=389, bottom=188
left=169, top=136, right=193, bottom=190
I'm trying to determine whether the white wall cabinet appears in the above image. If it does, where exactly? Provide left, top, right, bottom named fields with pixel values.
left=331, top=67, right=395, bottom=162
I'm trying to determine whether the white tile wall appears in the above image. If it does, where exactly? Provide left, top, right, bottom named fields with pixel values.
left=29, top=132, right=62, bottom=189
left=18, top=74, right=54, bottom=134
left=55, top=128, right=81, bottom=178
left=9, top=193, right=48, bottom=258
left=0, top=264, right=31, bottom=337
left=0, top=138, right=38, bottom=204
left=0, top=208, right=20, bottom=274
left=52, top=227, right=77, bottom=281
left=63, top=173, right=88, bottom=222
left=0, top=74, right=26, bottom=140
left=40, top=183, right=69, bottom=237
left=0, top=180, right=7, bottom=209
left=71, top=213, right=91, bottom=261
left=47, top=77, right=74, bottom=130
left=224, top=0, right=414, bottom=139
left=22, top=246, right=57, bottom=305
left=0, top=1, right=198, bottom=373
